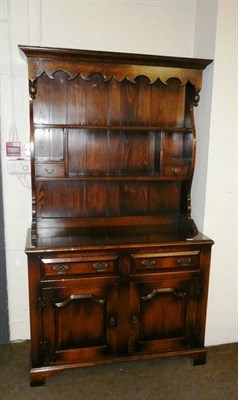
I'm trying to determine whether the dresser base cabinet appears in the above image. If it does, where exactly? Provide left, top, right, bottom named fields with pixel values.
left=26, top=231, right=213, bottom=386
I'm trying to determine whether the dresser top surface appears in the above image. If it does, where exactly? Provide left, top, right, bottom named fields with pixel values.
left=25, top=226, right=213, bottom=254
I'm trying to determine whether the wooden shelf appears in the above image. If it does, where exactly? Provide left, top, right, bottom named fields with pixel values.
left=35, top=175, right=190, bottom=182
left=34, top=124, right=193, bottom=132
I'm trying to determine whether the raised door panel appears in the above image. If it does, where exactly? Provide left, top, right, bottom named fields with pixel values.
left=129, top=277, right=198, bottom=354
left=41, top=283, right=118, bottom=364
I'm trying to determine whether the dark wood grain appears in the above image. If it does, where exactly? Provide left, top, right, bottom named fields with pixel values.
left=22, top=46, right=213, bottom=386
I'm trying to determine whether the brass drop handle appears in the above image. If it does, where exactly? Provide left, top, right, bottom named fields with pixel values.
left=52, top=264, right=69, bottom=274
left=131, top=315, right=138, bottom=324
left=108, top=316, right=116, bottom=326
left=177, top=257, right=192, bottom=266
left=45, top=168, right=55, bottom=174
left=92, top=262, right=108, bottom=272
left=172, top=167, right=182, bottom=175
left=141, top=259, right=156, bottom=268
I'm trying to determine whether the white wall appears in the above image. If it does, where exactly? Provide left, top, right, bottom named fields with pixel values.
left=39, top=0, right=197, bottom=56
left=1, top=0, right=32, bottom=339
left=0, top=0, right=237, bottom=344
left=192, top=0, right=218, bottom=232
left=195, top=0, right=237, bottom=345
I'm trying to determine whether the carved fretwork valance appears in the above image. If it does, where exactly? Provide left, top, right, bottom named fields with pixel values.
left=19, top=45, right=212, bottom=106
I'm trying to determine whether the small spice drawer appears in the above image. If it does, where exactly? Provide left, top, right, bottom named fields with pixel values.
left=35, top=163, right=65, bottom=178
left=164, top=162, right=190, bottom=178
left=130, top=251, right=200, bottom=274
left=41, top=255, right=119, bottom=278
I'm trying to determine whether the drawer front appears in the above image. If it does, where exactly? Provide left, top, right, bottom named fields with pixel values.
left=164, top=163, right=190, bottom=178
left=41, top=255, right=119, bottom=278
left=131, top=251, right=200, bottom=273
left=35, top=163, right=65, bottom=178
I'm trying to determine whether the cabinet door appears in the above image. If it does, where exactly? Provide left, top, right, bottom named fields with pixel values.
left=129, top=277, right=198, bottom=354
left=41, top=282, right=118, bottom=364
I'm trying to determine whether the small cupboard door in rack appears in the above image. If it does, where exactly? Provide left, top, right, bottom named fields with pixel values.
left=129, top=276, right=199, bottom=355
left=40, top=282, right=118, bottom=365
left=34, top=128, right=66, bottom=178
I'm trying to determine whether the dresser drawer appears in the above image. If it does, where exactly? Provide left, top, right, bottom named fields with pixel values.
left=131, top=251, right=200, bottom=273
left=164, top=162, right=190, bottom=178
left=41, top=255, right=119, bottom=278
left=35, top=163, right=65, bottom=178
